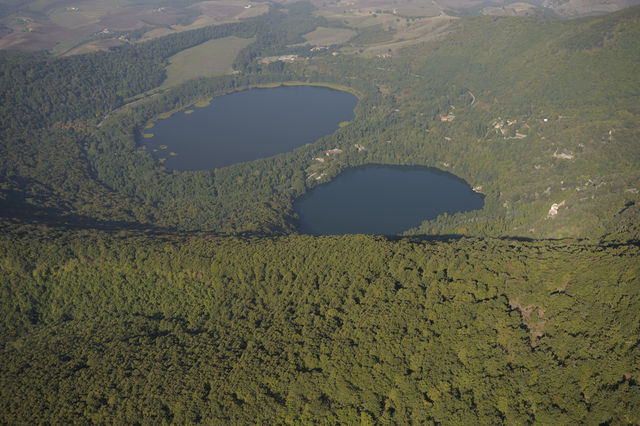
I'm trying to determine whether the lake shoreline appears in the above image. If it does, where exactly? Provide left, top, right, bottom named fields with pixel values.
left=294, top=164, right=485, bottom=236
left=141, top=85, right=358, bottom=171
left=141, top=81, right=361, bottom=131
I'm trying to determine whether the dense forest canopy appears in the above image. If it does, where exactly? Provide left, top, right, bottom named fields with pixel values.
left=1, top=224, right=638, bottom=423
left=0, top=2, right=638, bottom=423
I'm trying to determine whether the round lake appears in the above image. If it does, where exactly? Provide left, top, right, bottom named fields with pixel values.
left=294, top=165, right=484, bottom=236
left=142, top=85, right=358, bottom=170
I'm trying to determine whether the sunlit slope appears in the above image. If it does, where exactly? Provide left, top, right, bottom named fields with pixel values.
left=402, top=9, right=640, bottom=115
left=318, top=7, right=640, bottom=239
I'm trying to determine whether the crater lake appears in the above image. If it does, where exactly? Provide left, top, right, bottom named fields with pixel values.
left=294, top=165, right=485, bottom=236
left=142, top=85, right=358, bottom=170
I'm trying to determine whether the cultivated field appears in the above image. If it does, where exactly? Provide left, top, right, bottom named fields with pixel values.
left=2, top=0, right=638, bottom=55
left=302, top=27, right=357, bottom=46
left=138, top=2, right=268, bottom=42
left=0, top=0, right=266, bottom=55
left=160, top=36, right=255, bottom=88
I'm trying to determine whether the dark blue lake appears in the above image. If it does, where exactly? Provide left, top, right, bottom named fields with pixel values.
left=142, top=85, right=358, bottom=170
left=294, top=165, right=484, bottom=236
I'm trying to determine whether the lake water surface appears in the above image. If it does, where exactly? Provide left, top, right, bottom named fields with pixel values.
left=142, top=85, right=358, bottom=170
left=294, top=165, right=484, bottom=236
left=144, top=87, right=483, bottom=236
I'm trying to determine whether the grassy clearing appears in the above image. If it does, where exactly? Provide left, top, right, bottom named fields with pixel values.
left=317, top=11, right=385, bottom=30
left=160, top=36, right=254, bottom=89
left=139, top=27, right=176, bottom=41
left=357, top=17, right=456, bottom=56
left=302, top=27, right=357, bottom=45
left=50, top=40, right=82, bottom=56
left=325, top=12, right=457, bottom=56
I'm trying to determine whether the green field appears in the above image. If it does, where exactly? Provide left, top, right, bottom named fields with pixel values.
left=160, top=36, right=254, bottom=88
left=302, top=27, right=357, bottom=45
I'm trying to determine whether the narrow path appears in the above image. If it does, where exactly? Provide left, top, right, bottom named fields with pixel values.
left=468, top=90, right=476, bottom=106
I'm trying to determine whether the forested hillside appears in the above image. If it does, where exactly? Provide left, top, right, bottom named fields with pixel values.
left=0, top=4, right=327, bottom=230
left=0, top=3, right=639, bottom=423
left=3, top=5, right=638, bottom=238
left=300, top=7, right=640, bottom=239
left=1, top=224, right=638, bottom=423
